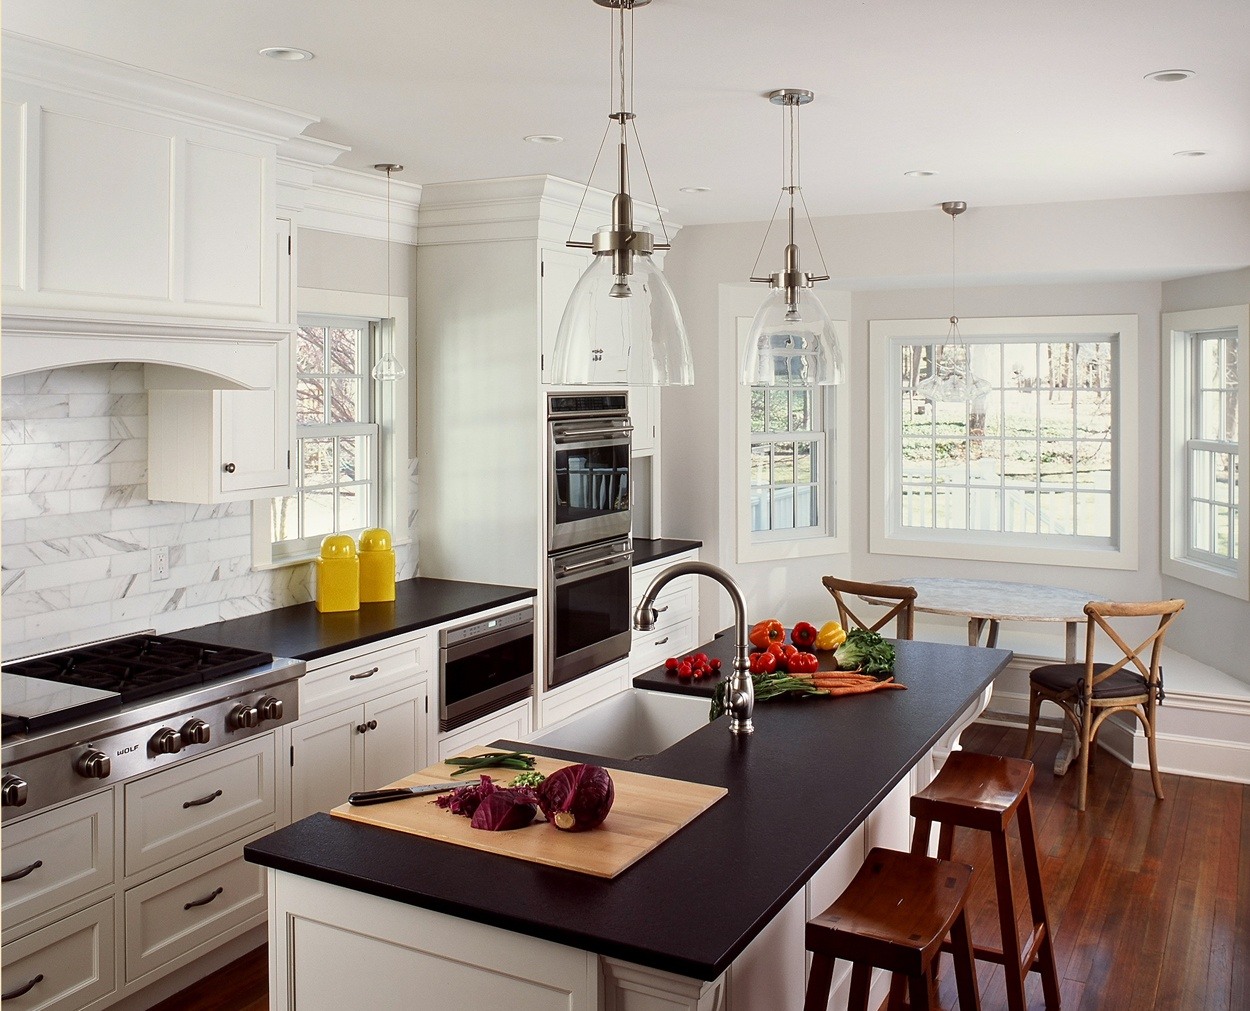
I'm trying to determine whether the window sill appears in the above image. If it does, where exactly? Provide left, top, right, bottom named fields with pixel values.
left=870, top=530, right=1137, bottom=571
left=1161, top=554, right=1249, bottom=601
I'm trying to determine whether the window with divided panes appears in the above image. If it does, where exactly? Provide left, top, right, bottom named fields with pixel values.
left=749, top=355, right=826, bottom=537
left=1185, top=327, right=1239, bottom=568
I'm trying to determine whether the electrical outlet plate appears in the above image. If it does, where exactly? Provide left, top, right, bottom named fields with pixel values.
left=152, top=546, right=169, bottom=581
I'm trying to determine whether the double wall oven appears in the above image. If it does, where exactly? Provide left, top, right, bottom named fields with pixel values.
left=545, top=393, right=633, bottom=691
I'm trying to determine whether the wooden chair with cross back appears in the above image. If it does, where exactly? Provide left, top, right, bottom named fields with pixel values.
left=820, top=576, right=917, bottom=640
left=1024, top=598, right=1185, bottom=811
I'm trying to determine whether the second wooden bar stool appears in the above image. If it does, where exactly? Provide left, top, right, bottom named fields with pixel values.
left=804, top=847, right=980, bottom=1011
left=903, top=750, right=1062, bottom=1011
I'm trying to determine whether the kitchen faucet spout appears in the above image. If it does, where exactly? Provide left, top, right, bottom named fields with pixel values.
left=634, top=560, right=754, bottom=735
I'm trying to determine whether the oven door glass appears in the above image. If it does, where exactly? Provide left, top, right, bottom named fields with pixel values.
left=547, top=542, right=632, bottom=690
left=550, top=425, right=630, bottom=550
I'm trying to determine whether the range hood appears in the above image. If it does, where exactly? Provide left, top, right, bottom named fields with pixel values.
left=1, top=309, right=291, bottom=390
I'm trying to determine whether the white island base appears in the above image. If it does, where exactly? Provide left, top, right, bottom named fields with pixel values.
left=265, top=744, right=946, bottom=1011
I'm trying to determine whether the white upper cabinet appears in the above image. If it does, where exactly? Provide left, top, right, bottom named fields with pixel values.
left=0, top=35, right=318, bottom=325
left=540, top=246, right=591, bottom=385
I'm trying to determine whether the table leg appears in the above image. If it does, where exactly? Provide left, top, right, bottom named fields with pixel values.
left=1053, top=620, right=1081, bottom=776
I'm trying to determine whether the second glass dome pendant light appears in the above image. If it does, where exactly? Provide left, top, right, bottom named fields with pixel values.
left=742, top=89, right=843, bottom=387
left=551, top=0, right=693, bottom=387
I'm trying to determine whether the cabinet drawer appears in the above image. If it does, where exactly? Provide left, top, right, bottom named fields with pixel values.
left=1, top=898, right=116, bottom=1011
left=436, top=700, right=532, bottom=762
left=124, top=829, right=268, bottom=983
left=1, top=792, right=113, bottom=931
left=538, top=659, right=630, bottom=729
left=301, top=636, right=430, bottom=716
left=630, top=617, right=697, bottom=676
left=631, top=570, right=695, bottom=625
left=124, top=736, right=274, bottom=876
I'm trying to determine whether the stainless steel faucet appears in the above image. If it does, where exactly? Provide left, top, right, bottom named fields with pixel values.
left=633, top=560, right=754, bottom=735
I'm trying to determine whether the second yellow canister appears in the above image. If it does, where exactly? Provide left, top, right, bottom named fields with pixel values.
left=358, top=527, right=396, bottom=602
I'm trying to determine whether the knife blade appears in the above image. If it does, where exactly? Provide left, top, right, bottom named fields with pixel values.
left=347, top=782, right=462, bottom=806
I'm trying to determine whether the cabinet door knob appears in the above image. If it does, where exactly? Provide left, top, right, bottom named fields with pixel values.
left=223, top=462, right=237, bottom=473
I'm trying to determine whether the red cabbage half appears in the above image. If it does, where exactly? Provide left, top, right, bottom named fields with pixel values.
left=537, top=764, right=615, bottom=832
left=435, top=775, right=538, bottom=831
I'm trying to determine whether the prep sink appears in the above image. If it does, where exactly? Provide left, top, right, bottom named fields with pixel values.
left=527, top=688, right=709, bottom=760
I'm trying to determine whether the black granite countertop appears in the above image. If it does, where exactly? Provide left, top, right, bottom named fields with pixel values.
left=245, top=635, right=1010, bottom=980
left=630, top=537, right=702, bottom=567
left=178, top=577, right=534, bottom=662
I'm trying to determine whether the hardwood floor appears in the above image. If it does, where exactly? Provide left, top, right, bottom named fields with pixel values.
left=156, top=722, right=1249, bottom=1010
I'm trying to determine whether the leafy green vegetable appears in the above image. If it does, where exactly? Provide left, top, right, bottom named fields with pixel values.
left=710, top=671, right=827, bottom=721
left=833, top=629, right=896, bottom=674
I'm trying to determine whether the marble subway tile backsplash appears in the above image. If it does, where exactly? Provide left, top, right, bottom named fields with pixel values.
left=2, top=363, right=417, bottom=659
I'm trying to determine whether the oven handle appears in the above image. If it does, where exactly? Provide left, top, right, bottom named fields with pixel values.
left=551, top=424, right=633, bottom=444
left=554, top=550, right=633, bottom=578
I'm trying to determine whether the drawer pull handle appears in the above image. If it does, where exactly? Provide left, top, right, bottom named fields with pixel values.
left=349, top=667, right=379, bottom=681
left=184, top=886, right=224, bottom=911
left=1, top=859, right=43, bottom=883
left=2, top=973, right=44, bottom=1000
left=182, top=789, right=223, bottom=809
left=356, top=719, right=379, bottom=734
left=654, top=636, right=670, bottom=646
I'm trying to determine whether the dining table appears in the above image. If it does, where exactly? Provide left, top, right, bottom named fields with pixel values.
left=861, top=576, right=1094, bottom=775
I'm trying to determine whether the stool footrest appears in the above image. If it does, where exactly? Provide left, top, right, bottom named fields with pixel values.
left=940, top=922, right=1049, bottom=972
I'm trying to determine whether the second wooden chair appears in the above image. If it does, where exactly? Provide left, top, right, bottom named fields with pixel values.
left=821, top=576, right=917, bottom=640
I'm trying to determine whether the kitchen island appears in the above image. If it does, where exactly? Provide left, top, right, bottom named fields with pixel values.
left=246, top=637, right=1010, bottom=1009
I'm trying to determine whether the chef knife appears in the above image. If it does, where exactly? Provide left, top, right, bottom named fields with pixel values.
left=347, top=782, right=461, bottom=806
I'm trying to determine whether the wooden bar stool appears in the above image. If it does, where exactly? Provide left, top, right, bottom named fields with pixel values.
left=804, top=847, right=980, bottom=1011
left=905, top=750, right=1061, bottom=1011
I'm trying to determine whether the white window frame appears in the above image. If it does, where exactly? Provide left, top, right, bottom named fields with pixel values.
left=252, top=287, right=410, bottom=568
left=722, top=285, right=849, bottom=564
left=1161, top=304, right=1249, bottom=600
left=868, top=314, right=1139, bottom=570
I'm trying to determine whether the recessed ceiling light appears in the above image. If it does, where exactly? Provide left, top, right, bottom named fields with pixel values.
left=679, top=186, right=711, bottom=193
left=1174, top=149, right=1207, bottom=157
left=904, top=170, right=937, bottom=177
left=1145, top=69, right=1195, bottom=82
left=259, top=47, right=314, bottom=61
left=524, top=134, right=563, bottom=144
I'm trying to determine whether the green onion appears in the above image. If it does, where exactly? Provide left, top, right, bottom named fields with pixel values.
left=445, top=751, right=537, bottom=777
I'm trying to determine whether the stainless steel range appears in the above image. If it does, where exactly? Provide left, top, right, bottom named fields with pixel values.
left=1, top=633, right=304, bottom=821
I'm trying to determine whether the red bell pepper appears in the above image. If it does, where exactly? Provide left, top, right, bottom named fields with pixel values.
left=786, top=651, right=820, bottom=674
left=791, top=621, right=818, bottom=649
left=748, top=651, right=778, bottom=675
left=748, top=619, right=785, bottom=649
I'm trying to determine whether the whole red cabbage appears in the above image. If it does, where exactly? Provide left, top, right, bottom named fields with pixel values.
left=537, top=764, right=614, bottom=832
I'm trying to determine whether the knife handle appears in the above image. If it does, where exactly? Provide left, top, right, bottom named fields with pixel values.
left=347, top=788, right=413, bottom=806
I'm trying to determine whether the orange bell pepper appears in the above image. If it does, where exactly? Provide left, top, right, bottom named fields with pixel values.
left=748, top=619, right=785, bottom=649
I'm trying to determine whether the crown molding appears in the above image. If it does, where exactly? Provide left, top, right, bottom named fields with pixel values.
left=291, top=164, right=422, bottom=244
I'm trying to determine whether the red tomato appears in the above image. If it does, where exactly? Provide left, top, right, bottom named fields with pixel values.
left=749, top=651, right=778, bottom=675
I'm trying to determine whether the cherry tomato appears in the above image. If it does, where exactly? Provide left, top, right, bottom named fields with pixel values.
left=665, top=657, right=679, bottom=670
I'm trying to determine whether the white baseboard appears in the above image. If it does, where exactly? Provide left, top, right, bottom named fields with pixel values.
left=977, top=654, right=1250, bottom=785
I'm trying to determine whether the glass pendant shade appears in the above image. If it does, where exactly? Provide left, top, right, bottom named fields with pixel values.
left=741, top=287, right=843, bottom=386
left=371, top=317, right=406, bottom=382
left=554, top=246, right=693, bottom=386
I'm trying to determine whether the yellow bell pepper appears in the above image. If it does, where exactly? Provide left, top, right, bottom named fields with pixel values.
left=814, top=620, right=846, bottom=651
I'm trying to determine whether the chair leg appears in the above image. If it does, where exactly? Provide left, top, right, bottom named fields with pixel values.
left=910, top=815, right=934, bottom=857
left=803, top=954, right=835, bottom=1011
left=1145, top=708, right=1165, bottom=801
left=847, top=962, right=872, bottom=1011
left=1077, top=705, right=1093, bottom=812
left=1024, top=688, right=1041, bottom=758
left=937, top=822, right=956, bottom=861
left=907, top=972, right=934, bottom=1011
left=990, top=828, right=1027, bottom=1011
left=1017, top=794, right=1061, bottom=1009
left=948, top=907, right=982, bottom=1010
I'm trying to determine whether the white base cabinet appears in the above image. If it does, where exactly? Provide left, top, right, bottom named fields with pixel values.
left=630, top=549, right=700, bottom=676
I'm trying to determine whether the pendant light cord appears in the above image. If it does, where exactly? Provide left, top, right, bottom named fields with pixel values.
left=385, top=167, right=392, bottom=321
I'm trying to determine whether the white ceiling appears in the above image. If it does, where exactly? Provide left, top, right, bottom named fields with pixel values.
left=5, top=0, right=1248, bottom=226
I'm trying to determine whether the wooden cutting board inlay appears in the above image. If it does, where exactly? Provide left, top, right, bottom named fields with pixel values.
left=330, top=750, right=727, bottom=879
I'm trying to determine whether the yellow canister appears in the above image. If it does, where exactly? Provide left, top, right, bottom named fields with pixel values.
left=358, top=527, right=396, bottom=603
left=315, top=534, right=360, bottom=612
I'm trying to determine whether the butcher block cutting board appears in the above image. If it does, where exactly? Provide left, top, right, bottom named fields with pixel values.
left=330, top=750, right=727, bottom=879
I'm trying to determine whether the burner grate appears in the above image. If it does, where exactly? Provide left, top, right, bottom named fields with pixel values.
left=4, top=635, right=273, bottom=704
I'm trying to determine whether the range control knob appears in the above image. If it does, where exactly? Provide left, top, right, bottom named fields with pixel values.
left=228, top=704, right=260, bottom=731
left=180, top=719, right=211, bottom=746
left=76, top=749, right=112, bottom=779
left=256, top=696, right=284, bottom=723
left=1, top=774, right=29, bottom=807
left=149, top=727, right=183, bottom=755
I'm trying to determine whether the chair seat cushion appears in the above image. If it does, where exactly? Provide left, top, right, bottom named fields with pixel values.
left=1029, top=661, right=1158, bottom=700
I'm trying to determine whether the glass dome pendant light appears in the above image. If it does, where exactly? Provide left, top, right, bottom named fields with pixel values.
left=371, top=163, right=407, bottom=383
left=914, top=200, right=989, bottom=403
left=551, top=0, right=693, bottom=386
left=742, top=89, right=843, bottom=387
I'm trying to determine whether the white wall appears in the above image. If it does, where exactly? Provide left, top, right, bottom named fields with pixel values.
left=1159, top=267, right=1250, bottom=678
left=661, top=193, right=1250, bottom=680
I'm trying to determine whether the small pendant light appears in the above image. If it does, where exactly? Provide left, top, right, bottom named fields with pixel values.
left=371, top=163, right=406, bottom=383
left=915, top=201, right=988, bottom=403
left=551, top=0, right=693, bottom=387
left=742, top=89, right=843, bottom=387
